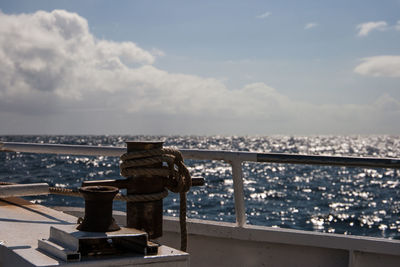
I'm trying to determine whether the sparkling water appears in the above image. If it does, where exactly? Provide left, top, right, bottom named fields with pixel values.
left=1, top=135, right=399, bottom=239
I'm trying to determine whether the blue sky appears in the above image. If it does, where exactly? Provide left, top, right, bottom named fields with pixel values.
left=0, top=0, right=399, bottom=134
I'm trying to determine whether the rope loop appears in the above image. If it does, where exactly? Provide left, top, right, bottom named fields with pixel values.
left=120, top=148, right=192, bottom=194
left=120, top=147, right=192, bottom=252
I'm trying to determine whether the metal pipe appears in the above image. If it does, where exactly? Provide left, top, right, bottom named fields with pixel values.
left=1, top=142, right=400, bottom=169
left=231, top=160, right=246, bottom=227
left=0, top=183, right=49, bottom=198
left=0, top=142, right=125, bottom=156
left=181, top=149, right=257, bottom=162
left=256, top=153, right=400, bottom=169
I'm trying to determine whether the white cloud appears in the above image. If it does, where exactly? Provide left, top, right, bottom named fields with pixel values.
left=150, top=48, right=165, bottom=57
left=396, top=20, right=400, bottom=31
left=256, top=12, right=271, bottom=19
left=304, top=23, right=318, bottom=30
left=0, top=10, right=399, bottom=134
left=0, top=9, right=156, bottom=101
left=356, top=21, right=387, bottom=36
left=373, top=94, right=400, bottom=111
left=354, top=56, right=400, bottom=77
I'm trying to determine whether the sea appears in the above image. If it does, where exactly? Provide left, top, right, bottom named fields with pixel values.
left=1, top=135, right=399, bottom=240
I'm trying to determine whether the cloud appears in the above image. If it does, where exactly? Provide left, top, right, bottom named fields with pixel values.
left=256, top=12, right=271, bottom=19
left=356, top=21, right=387, bottom=36
left=304, top=23, right=318, bottom=30
left=0, top=9, right=287, bottom=119
left=0, top=9, right=156, bottom=102
left=0, top=10, right=399, bottom=134
left=373, top=94, right=400, bottom=111
left=354, top=56, right=400, bottom=77
left=396, top=20, right=400, bottom=31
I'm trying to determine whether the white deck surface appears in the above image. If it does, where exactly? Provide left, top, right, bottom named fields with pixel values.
left=0, top=197, right=188, bottom=267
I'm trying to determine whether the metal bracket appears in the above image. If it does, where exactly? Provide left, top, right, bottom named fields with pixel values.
left=38, top=224, right=159, bottom=262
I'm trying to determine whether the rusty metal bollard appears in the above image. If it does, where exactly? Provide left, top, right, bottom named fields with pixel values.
left=80, top=141, right=164, bottom=238
left=81, top=140, right=204, bottom=241
left=77, top=185, right=120, bottom=232
left=125, top=141, right=164, bottom=238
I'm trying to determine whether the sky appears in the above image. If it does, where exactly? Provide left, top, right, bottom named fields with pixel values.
left=0, top=0, right=399, bottom=135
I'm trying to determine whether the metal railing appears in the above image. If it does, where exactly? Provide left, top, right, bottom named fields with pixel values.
left=1, top=141, right=400, bottom=227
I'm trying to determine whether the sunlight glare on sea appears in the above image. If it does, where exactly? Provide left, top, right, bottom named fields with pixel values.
left=0, top=135, right=399, bottom=239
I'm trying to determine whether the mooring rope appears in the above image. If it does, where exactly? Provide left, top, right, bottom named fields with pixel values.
left=49, top=186, right=170, bottom=202
left=0, top=182, right=169, bottom=202
left=0, top=147, right=192, bottom=252
left=120, top=147, right=192, bottom=252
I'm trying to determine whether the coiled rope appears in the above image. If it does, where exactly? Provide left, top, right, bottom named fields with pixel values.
left=120, top=147, right=192, bottom=252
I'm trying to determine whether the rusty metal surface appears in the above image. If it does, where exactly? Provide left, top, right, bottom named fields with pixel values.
left=79, top=141, right=203, bottom=241
left=125, top=141, right=164, bottom=239
left=77, top=186, right=120, bottom=232
left=82, top=179, right=129, bottom=188
left=81, top=141, right=167, bottom=238
left=83, top=177, right=205, bottom=188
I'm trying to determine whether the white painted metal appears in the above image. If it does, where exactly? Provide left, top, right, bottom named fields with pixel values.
left=158, top=216, right=400, bottom=267
left=38, top=225, right=151, bottom=261
left=0, top=142, right=125, bottom=156
left=230, top=159, right=246, bottom=227
left=38, top=238, right=80, bottom=262
left=181, top=149, right=257, bottom=162
left=60, top=208, right=400, bottom=267
left=2, top=141, right=399, bottom=169
left=0, top=141, right=259, bottom=161
left=0, top=183, right=49, bottom=198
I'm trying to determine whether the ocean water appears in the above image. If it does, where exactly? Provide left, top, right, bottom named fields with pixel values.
left=1, top=135, right=400, bottom=239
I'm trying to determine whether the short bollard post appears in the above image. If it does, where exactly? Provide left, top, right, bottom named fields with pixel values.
left=77, top=186, right=120, bottom=232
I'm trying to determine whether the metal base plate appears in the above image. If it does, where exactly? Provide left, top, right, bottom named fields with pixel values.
left=39, top=224, right=160, bottom=261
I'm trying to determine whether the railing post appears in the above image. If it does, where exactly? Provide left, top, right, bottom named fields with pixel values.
left=231, top=159, right=246, bottom=227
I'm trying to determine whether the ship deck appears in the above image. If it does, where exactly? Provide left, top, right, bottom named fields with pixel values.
left=0, top=197, right=188, bottom=267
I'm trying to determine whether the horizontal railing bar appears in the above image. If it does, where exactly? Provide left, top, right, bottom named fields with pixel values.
left=181, top=149, right=257, bottom=162
left=1, top=141, right=400, bottom=169
left=0, top=142, right=125, bottom=156
left=256, top=153, right=400, bottom=169
left=0, top=183, right=49, bottom=198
